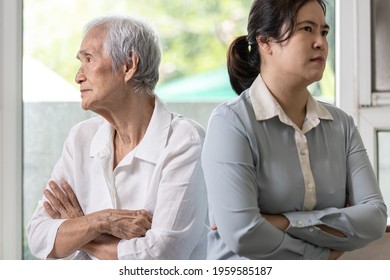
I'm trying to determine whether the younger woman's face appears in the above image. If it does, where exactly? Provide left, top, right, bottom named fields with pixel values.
left=268, top=1, right=329, bottom=87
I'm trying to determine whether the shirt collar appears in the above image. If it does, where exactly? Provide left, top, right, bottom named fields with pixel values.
left=133, top=96, right=171, bottom=164
left=89, top=96, right=171, bottom=164
left=90, top=118, right=115, bottom=158
left=249, top=74, right=333, bottom=125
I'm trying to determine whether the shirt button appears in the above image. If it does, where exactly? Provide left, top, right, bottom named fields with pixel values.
left=300, top=149, right=307, bottom=156
left=307, top=183, right=314, bottom=189
left=308, top=227, right=314, bottom=232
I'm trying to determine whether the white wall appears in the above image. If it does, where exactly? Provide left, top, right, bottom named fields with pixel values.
left=0, top=0, right=23, bottom=259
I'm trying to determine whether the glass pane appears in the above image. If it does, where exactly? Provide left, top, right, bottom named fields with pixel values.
left=22, top=0, right=251, bottom=260
left=378, top=131, right=390, bottom=220
left=372, top=0, right=390, bottom=92
left=22, top=0, right=336, bottom=259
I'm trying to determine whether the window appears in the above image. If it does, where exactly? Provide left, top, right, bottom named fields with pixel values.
left=353, top=0, right=390, bottom=224
left=22, top=0, right=336, bottom=259
left=372, top=0, right=390, bottom=106
left=0, top=0, right=336, bottom=259
left=372, top=0, right=390, bottom=91
left=360, top=108, right=390, bottom=225
left=2, top=0, right=339, bottom=260
left=22, top=0, right=252, bottom=260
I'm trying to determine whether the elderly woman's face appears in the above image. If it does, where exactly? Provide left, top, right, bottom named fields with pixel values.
left=75, top=27, right=126, bottom=112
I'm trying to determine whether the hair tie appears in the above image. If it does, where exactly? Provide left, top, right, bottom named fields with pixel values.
left=234, top=36, right=249, bottom=48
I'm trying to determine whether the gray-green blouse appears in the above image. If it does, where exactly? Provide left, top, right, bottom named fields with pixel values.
left=202, top=75, right=387, bottom=260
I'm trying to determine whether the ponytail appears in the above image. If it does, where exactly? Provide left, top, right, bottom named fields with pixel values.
left=228, top=0, right=328, bottom=95
left=227, top=35, right=260, bottom=95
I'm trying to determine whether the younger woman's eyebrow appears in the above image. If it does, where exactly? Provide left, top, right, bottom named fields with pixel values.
left=297, top=20, right=330, bottom=30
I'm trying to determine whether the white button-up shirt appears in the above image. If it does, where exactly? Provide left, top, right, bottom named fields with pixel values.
left=27, top=97, right=208, bottom=260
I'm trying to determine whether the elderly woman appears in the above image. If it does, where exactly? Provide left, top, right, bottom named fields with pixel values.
left=26, top=15, right=208, bottom=260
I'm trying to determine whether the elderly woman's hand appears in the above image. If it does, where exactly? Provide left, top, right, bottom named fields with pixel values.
left=44, top=179, right=153, bottom=240
left=43, top=180, right=84, bottom=219
left=100, top=209, right=153, bottom=240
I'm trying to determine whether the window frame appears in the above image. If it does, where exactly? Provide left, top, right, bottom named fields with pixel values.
left=336, top=0, right=390, bottom=225
left=0, top=0, right=23, bottom=259
left=359, top=107, right=390, bottom=227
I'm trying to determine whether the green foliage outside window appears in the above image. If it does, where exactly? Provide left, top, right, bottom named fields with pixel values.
left=24, top=0, right=335, bottom=102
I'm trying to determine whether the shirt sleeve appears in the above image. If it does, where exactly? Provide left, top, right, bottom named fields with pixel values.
left=202, top=106, right=330, bottom=259
left=26, top=135, right=74, bottom=259
left=117, top=123, right=208, bottom=260
left=284, top=116, right=387, bottom=251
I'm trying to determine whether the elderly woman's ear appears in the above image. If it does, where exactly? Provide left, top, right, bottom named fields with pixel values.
left=124, top=51, right=139, bottom=83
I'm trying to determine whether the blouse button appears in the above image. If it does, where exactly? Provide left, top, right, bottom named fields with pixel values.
left=300, top=149, right=307, bottom=156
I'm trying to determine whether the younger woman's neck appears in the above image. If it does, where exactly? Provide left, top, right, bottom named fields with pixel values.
left=261, top=72, right=309, bottom=129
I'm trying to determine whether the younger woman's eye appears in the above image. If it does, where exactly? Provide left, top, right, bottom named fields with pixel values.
left=303, top=26, right=312, bottom=32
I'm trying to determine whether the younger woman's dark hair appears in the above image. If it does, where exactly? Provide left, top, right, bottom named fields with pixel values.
left=227, top=0, right=327, bottom=94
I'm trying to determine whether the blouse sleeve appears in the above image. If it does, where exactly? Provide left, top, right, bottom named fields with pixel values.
left=284, top=116, right=387, bottom=251
left=202, top=106, right=330, bottom=259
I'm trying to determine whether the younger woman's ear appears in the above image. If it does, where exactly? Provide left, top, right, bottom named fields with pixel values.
left=257, top=35, right=272, bottom=55
left=123, top=51, right=139, bottom=83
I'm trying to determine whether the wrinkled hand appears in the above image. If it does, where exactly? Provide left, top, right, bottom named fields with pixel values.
left=102, top=209, right=152, bottom=240
left=44, top=180, right=84, bottom=219
left=44, top=180, right=153, bottom=240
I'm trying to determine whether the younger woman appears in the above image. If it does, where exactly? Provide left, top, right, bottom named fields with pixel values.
left=202, top=0, right=387, bottom=259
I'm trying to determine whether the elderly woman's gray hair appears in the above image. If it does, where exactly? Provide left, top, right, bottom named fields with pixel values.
left=84, top=15, right=161, bottom=94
